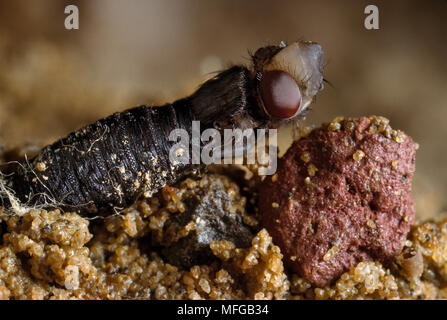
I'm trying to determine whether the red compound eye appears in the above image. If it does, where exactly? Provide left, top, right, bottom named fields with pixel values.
left=259, top=70, right=301, bottom=119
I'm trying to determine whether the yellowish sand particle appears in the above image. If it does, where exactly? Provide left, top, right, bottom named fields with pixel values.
left=143, top=191, right=151, bottom=198
left=328, top=122, right=341, bottom=131
left=182, top=274, right=195, bottom=286
left=393, top=133, right=405, bottom=143
left=367, top=220, right=376, bottom=229
left=36, top=162, right=47, bottom=172
left=64, top=265, right=80, bottom=290
left=368, top=125, right=378, bottom=134
left=353, top=150, right=365, bottom=161
left=307, top=164, right=318, bottom=177
left=377, top=116, right=390, bottom=125
left=323, top=245, right=339, bottom=262
left=199, top=278, right=211, bottom=294
left=345, top=121, right=355, bottom=131
left=271, top=174, right=278, bottom=182
left=304, top=177, right=311, bottom=185
left=393, top=131, right=405, bottom=143
left=271, top=202, right=279, bottom=208
left=300, top=152, right=311, bottom=163
left=210, top=240, right=236, bottom=261
left=288, top=199, right=294, bottom=211
left=254, top=292, right=265, bottom=300
left=227, top=187, right=236, bottom=198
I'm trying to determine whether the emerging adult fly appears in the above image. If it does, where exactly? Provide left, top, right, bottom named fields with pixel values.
left=1, top=41, right=325, bottom=214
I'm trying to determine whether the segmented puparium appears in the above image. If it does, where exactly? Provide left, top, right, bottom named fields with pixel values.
left=4, top=41, right=325, bottom=214
left=7, top=67, right=253, bottom=213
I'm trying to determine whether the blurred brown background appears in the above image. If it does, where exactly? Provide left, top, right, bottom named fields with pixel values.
left=0, top=0, right=445, bottom=219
